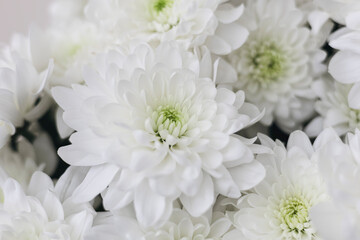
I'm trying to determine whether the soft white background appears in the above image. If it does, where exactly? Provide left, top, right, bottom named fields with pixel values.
left=0, top=0, right=50, bottom=42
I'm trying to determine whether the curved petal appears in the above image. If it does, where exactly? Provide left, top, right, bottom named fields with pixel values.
left=329, top=51, right=360, bottom=84
left=180, top=174, right=215, bottom=217
left=72, top=164, right=119, bottom=203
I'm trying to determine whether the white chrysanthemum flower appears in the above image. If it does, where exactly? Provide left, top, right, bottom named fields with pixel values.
left=315, top=0, right=360, bottom=24
left=233, top=131, right=328, bottom=239
left=306, top=78, right=360, bottom=137
left=52, top=42, right=265, bottom=227
left=310, top=128, right=360, bottom=240
left=84, top=0, right=248, bottom=55
left=328, top=12, right=360, bottom=110
left=225, top=0, right=326, bottom=133
left=0, top=169, right=95, bottom=240
left=30, top=20, right=112, bottom=88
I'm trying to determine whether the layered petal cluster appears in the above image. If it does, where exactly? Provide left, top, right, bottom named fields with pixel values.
left=83, top=0, right=248, bottom=55
left=86, top=207, right=243, bottom=240
left=30, top=21, right=112, bottom=88
left=85, top=212, right=144, bottom=240
left=329, top=12, right=360, bottom=110
left=306, top=78, right=360, bottom=137
left=225, top=0, right=327, bottom=132
left=53, top=42, right=265, bottom=227
left=143, top=209, right=237, bottom=240
left=232, top=131, right=327, bottom=239
left=311, top=129, right=360, bottom=240
left=0, top=169, right=95, bottom=240
left=315, top=0, right=360, bottom=24
left=0, top=37, right=53, bottom=146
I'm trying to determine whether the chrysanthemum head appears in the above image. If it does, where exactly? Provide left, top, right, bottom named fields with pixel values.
left=278, top=195, right=311, bottom=234
left=54, top=43, right=265, bottom=228
left=248, top=41, right=287, bottom=84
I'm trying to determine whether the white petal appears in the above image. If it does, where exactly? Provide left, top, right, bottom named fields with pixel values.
left=55, top=107, right=74, bottom=139
left=51, top=86, right=82, bottom=111
left=180, top=174, right=215, bottom=217
left=346, top=11, right=360, bottom=31
left=308, top=10, right=330, bottom=35
left=72, top=164, right=118, bottom=202
left=329, top=51, right=360, bottom=84
left=229, top=161, right=265, bottom=191
left=214, top=58, right=237, bottom=84
left=287, top=131, right=313, bottom=157
left=200, top=150, right=223, bottom=169
left=213, top=166, right=241, bottom=198
left=149, top=175, right=179, bottom=197
left=134, top=182, right=173, bottom=227
left=205, top=35, right=231, bottom=55
left=304, top=117, right=324, bottom=138
left=209, top=217, right=232, bottom=237
left=0, top=89, right=22, bottom=127
left=216, top=4, right=244, bottom=24
left=214, top=22, right=248, bottom=52
left=310, top=201, right=346, bottom=240
left=28, top=171, right=54, bottom=196
left=67, top=210, right=94, bottom=240
left=348, top=82, right=360, bottom=109
left=55, top=166, right=89, bottom=202
left=313, top=128, right=341, bottom=150
left=42, top=190, right=65, bottom=221
left=215, top=88, right=236, bottom=105
left=330, top=31, right=360, bottom=54
left=14, top=59, right=37, bottom=113
left=102, top=186, right=134, bottom=210
left=3, top=179, right=30, bottom=212
left=130, top=148, right=166, bottom=171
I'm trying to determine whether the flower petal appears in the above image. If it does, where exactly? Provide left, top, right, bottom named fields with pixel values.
left=72, top=164, right=119, bottom=202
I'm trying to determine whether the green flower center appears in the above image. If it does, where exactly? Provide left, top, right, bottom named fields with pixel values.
left=249, top=41, right=287, bottom=83
left=279, top=196, right=310, bottom=233
left=66, top=43, right=82, bottom=57
left=152, top=105, right=189, bottom=142
left=153, top=0, right=172, bottom=13
left=147, top=0, right=178, bottom=32
left=159, top=106, right=181, bottom=123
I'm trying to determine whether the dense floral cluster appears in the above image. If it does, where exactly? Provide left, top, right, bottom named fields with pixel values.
left=0, top=0, right=359, bottom=239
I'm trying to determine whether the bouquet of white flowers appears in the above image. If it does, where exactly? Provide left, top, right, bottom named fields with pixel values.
left=0, top=0, right=359, bottom=239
